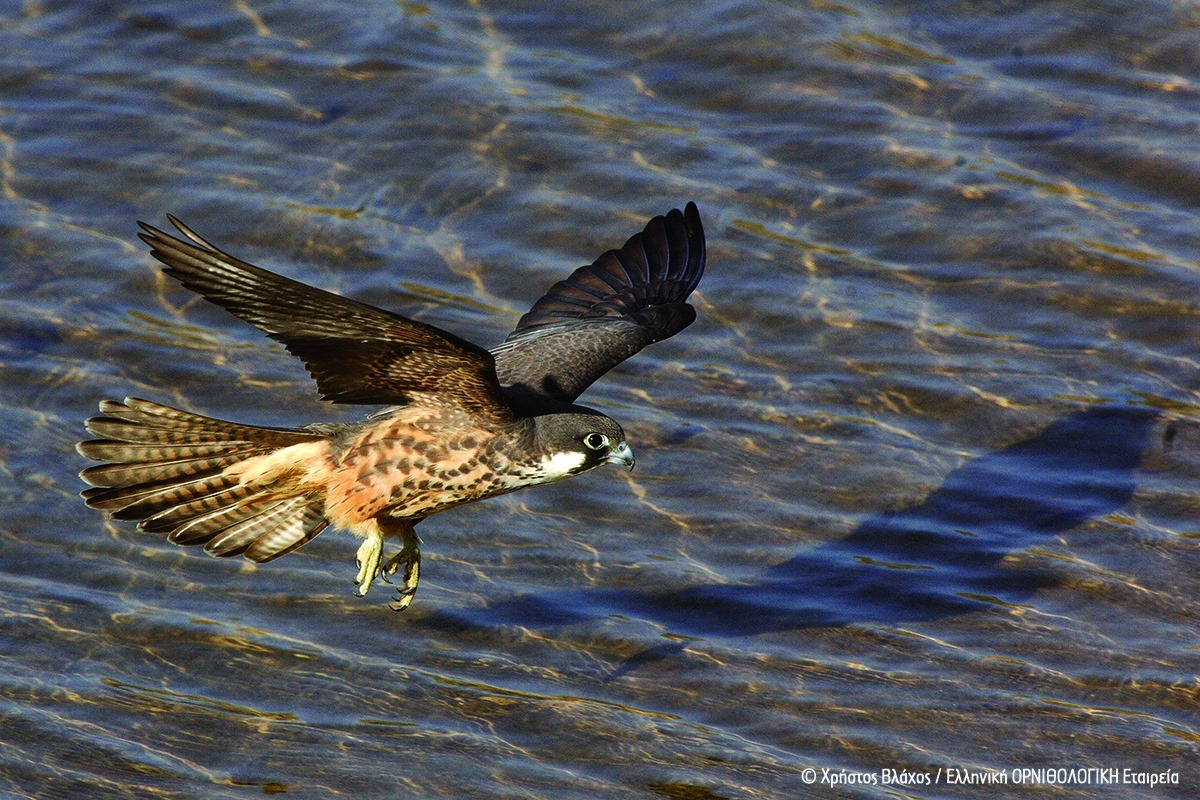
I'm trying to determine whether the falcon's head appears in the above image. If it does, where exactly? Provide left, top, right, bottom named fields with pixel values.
left=528, top=412, right=634, bottom=481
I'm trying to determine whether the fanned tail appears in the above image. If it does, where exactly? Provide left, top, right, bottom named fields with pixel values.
left=78, top=397, right=331, bottom=562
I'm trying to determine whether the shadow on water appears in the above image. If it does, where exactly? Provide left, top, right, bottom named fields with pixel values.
left=434, top=407, right=1159, bottom=670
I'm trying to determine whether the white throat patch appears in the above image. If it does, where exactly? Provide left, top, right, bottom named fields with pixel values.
left=534, top=450, right=587, bottom=481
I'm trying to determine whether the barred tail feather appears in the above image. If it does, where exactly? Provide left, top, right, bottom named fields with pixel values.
left=78, top=398, right=329, bottom=563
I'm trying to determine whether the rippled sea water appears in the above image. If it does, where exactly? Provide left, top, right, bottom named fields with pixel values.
left=2, top=1, right=1199, bottom=798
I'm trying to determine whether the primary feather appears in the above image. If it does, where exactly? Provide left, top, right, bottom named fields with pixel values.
left=492, top=202, right=705, bottom=404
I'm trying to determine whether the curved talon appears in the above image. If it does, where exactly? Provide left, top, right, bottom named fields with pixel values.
left=385, top=545, right=420, bottom=612
left=390, top=582, right=419, bottom=612
left=353, top=520, right=420, bottom=606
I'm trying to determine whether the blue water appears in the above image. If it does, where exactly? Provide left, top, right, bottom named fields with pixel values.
left=2, top=1, right=1198, bottom=798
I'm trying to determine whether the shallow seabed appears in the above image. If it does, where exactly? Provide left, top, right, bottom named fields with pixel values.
left=1, top=1, right=1198, bottom=798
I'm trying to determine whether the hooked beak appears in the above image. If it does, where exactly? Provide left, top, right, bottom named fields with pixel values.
left=606, top=441, right=635, bottom=471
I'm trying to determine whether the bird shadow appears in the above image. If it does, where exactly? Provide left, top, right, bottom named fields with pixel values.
left=430, top=406, right=1160, bottom=674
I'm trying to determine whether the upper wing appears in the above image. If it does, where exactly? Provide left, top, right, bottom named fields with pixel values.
left=492, top=202, right=706, bottom=404
left=138, top=217, right=515, bottom=424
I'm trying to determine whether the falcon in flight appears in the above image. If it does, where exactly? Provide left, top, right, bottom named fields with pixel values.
left=78, top=203, right=706, bottom=609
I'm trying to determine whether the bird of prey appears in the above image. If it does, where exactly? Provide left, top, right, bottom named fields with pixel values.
left=78, top=203, right=706, bottom=609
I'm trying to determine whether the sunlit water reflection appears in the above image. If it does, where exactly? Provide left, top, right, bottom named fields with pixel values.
left=2, top=1, right=1198, bottom=798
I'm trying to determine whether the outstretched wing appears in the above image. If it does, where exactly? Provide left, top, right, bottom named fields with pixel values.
left=492, top=202, right=705, bottom=404
left=138, top=217, right=515, bottom=423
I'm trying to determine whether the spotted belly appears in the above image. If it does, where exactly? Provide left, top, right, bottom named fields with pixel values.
left=323, top=410, right=533, bottom=528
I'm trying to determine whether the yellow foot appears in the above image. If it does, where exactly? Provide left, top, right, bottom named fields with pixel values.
left=382, top=543, right=421, bottom=612
left=354, top=532, right=384, bottom=597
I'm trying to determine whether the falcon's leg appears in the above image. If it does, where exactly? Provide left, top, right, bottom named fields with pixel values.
left=354, top=525, right=385, bottom=597
left=380, top=519, right=421, bottom=612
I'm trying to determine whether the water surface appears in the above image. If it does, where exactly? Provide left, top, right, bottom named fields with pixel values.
left=1, top=1, right=1198, bottom=798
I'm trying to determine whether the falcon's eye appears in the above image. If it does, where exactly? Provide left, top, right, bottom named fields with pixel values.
left=583, top=433, right=609, bottom=451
